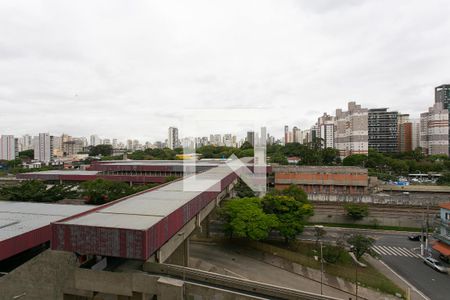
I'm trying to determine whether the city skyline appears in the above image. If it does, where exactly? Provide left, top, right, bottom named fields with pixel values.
left=1, top=1, right=450, bottom=140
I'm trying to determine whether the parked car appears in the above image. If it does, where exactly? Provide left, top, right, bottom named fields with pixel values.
left=408, top=234, right=426, bottom=241
left=423, top=257, right=448, bottom=273
left=439, top=254, right=449, bottom=263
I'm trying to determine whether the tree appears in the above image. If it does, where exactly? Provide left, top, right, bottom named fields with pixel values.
left=19, top=149, right=34, bottom=160
left=274, top=184, right=309, bottom=204
left=322, top=244, right=345, bottom=263
left=263, top=186, right=314, bottom=243
left=343, top=154, right=368, bottom=167
left=344, top=203, right=369, bottom=220
left=270, top=152, right=288, bottom=165
left=314, top=225, right=326, bottom=245
left=0, top=180, right=77, bottom=202
left=80, top=179, right=133, bottom=205
left=437, top=172, right=450, bottom=185
left=322, top=148, right=340, bottom=165
left=240, top=141, right=253, bottom=150
left=234, top=179, right=255, bottom=198
left=220, top=197, right=278, bottom=240
left=89, top=145, right=113, bottom=157
left=347, top=234, right=375, bottom=260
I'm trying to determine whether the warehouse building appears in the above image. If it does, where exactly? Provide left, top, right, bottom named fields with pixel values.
left=274, top=165, right=370, bottom=195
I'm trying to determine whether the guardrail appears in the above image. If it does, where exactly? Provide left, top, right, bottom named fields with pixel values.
left=143, top=262, right=339, bottom=300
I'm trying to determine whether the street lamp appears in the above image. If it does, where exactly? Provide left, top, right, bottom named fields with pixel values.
left=314, top=225, right=324, bottom=295
left=320, top=240, right=324, bottom=295
left=349, top=246, right=359, bottom=300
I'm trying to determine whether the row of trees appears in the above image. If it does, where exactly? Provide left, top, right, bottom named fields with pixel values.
left=343, top=148, right=450, bottom=182
left=221, top=185, right=314, bottom=242
left=0, top=180, right=78, bottom=202
left=267, top=140, right=341, bottom=166
left=0, top=179, right=159, bottom=204
left=221, top=183, right=376, bottom=264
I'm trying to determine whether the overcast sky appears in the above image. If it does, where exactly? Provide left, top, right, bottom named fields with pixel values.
left=1, top=0, right=450, bottom=142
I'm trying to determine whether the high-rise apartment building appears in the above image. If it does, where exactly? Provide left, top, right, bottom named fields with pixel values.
left=335, top=102, right=368, bottom=158
left=0, top=135, right=16, bottom=160
left=317, top=113, right=335, bottom=148
left=90, top=135, right=102, bottom=146
left=246, top=131, right=255, bottom=146
left=368, top=108, right=398, bottom=153
left=112, top=139, right=118, bottom=149
left=284, top=126, right=289, bottom=145
left=34, top=133, right=54, bottom=163
left=21, top=134, right=33, bottom=151
left=63, top=138, right=84, bottom=156
left=435, top=84, right=450, bottom=154
left=223, top=134, right=234, bottom=147
left=292, top=127, right=300, bottom=143
left=420, top=102, right=449, bottom=156
left=435, top=84, right=450, bottom=108
left=411, top=119, right=421, bottom=150
left=168, top=127, right=179, bottom=150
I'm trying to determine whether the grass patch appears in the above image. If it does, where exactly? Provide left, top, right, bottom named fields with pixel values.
left=246, top=239, right=405, bottom=297
left=309, top=222, right=421, bottom=232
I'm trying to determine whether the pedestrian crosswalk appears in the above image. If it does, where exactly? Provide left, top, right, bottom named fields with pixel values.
left=372, top=245, right=421, bottom=258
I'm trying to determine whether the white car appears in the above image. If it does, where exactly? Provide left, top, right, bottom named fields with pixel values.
left=423, top=257, right=448, bottom=273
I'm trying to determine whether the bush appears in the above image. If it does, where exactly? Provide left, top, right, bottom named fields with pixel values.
left=322, top=245, right=345, bottom=263
left=344, top=203, right=369, bottom=220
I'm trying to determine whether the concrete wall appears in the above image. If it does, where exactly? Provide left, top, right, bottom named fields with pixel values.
left=308, top=192, right=449, bottom=206
left=309, top=214, right=420, bottom=228
left=0, top=250, right=89, bottom=300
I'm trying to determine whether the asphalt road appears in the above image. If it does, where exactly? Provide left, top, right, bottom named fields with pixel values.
left=210, top=223, right=449, bottom=299
left=299, top=227, right=449, bottom=300
left=376, top=234, right=449, bottom=300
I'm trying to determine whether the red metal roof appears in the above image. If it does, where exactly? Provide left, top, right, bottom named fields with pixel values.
left=439, top=202, right=450, bottom=210
left=51, top=165, right=240, bottom=260
left=433, top=241, right=450, bottom=256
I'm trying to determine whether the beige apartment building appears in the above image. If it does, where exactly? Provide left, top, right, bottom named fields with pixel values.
left=420, top=102, right=449, bottom=156
left=335, top=101, right=369, bottom=158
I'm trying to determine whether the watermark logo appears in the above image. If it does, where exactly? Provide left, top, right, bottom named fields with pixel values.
left=179, top=109, right=267, bottom=194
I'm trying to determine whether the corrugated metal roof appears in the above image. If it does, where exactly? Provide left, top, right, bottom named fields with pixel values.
left=0, top=201, right=93, bottom=241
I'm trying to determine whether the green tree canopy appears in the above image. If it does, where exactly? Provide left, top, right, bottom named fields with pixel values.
left=19, top=149, right=34, bottom=160
left=220, top=197, right=278, bottom=240
left=347, top=234, right=376, bottom=260
left=262, top=185, right=313, bottom=242
left=89, top=144, right=113, bottom=157
left=80, top=179, right=133, bottom=205
left=344, top=203, right=369, bottom=220
left=0, top=180, right=78, bottom=202
left=234, top=179, right=256, bottom=198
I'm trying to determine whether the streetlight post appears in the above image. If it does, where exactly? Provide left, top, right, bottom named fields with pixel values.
left=320, top=241, right=323, bottom=295
left=355, top=263, right=358, bottom=300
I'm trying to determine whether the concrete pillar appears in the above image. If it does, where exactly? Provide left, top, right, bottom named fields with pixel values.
left=165, top=238, right=189, bottom=267
left=204, top=215, right=210, bottom=238
left=157, top=277, right=184, bottom=300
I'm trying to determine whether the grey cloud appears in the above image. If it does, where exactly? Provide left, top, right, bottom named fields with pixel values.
left=0, top=0, right=449, bottom=140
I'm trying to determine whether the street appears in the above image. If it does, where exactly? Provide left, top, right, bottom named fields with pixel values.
left=299, top=227, right=449, bottom=300
left=376, top=234, right=449, bottom=300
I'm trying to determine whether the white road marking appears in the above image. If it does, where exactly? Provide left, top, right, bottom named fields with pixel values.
left=373, top=245, right=421, bottom=258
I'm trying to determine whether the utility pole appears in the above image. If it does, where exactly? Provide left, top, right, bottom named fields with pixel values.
left=355, top=263, right=358, bottom=300
left=320, top=241, right=323, bottom=295
left=425, top=202, right=430, bottom=256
